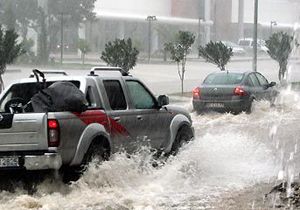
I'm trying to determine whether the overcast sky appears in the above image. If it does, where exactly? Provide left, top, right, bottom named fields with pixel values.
left=94, top=0, right=299, bottom=26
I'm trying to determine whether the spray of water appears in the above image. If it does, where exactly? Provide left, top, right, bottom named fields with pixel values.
left=265, top=24, right=300, bottom=208
left=0, top=101, right=290, bottom=209
left=0, top=89, right=300, bottom=209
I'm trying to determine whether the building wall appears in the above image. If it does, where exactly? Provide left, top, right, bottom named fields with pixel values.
left=91, top=0, right=300, bottom=54
left=230, top=0, right=300, bottom=41
left=171, top=0, right=204, bottom=19
left=94, top=0, right=171, bottom=17
left=232, top=0, right=300, bottom=25
left=211, top=0, right=233, bottom=41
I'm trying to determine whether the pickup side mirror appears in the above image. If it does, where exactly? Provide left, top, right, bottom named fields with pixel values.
left=157, top=95, right=169, bottom=107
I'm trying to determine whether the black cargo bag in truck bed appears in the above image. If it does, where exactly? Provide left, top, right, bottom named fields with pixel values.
left=31, top=81, right=87, bottom=113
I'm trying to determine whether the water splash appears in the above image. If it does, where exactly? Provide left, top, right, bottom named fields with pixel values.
left=0, top=95, right=300, bottom=209
left=265, top=23, right=300, bottom=208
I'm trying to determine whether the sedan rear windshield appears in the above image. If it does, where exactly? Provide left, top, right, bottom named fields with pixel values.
left=203, top=73, right=244, bottom=85
left=238, top=40, right=251, bottom=46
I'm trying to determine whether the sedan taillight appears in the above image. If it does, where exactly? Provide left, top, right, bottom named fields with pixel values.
left=234, top=86, right=246, bottom=96
left=48, top=119, right=60, bottom=147
left=192, top=87, right=201, bottom=99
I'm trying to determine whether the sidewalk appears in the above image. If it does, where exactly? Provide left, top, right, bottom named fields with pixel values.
left=50, top=52, right=278, bottom=66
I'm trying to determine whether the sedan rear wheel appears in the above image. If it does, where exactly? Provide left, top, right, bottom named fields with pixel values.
left=245, top=99, right=254, bottom=114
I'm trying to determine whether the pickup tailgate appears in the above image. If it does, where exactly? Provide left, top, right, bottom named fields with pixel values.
left=0, top=113, right=48, bottom=151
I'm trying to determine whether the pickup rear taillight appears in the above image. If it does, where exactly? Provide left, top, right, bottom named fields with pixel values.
left=192, top=87, right=201, bottom=99
left=234, top=86, right=246, bottom=96
left=48, top=119, right=60, bottom=147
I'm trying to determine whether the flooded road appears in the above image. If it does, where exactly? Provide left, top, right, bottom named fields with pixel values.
left=0, top=89, right=299, bottom=210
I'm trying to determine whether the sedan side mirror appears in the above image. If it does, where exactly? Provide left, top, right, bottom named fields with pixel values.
left=269, top=81, right=276, bottom=87
left=157, top=95, right=169, bottom=107
left=263, top=81, right=276, bottom=89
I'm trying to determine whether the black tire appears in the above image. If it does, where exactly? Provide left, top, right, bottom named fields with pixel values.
left=170, top=125, right=193, bottom=156
left=61, top=140, right=109, bottom=183
left=193, top=105, right=203, bottom=115
left=82, top=141, right=109, bottom=167
left=196, top=109, right=204, bottom=115
left=245, top=99, right=253, bottom=114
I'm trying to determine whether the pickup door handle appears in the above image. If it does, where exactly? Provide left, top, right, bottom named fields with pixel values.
left=136, top=115, right=143, bottom=120
left=113, top=117, right=121, bottom=122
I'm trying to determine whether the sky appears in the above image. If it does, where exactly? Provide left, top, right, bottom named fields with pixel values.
left=94, top=0, right=299, bottom=27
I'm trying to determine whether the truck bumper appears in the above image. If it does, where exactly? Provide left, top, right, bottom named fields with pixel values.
left=24, top=153, right=62, bottom=170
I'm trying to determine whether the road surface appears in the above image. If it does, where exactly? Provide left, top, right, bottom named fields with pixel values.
left=0, top=59, right=299, bottom=209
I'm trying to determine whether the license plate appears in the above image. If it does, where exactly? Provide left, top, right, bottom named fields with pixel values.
left=0, top=156, right=19, bottom=167
left=206, top=103, right=224, bottom=108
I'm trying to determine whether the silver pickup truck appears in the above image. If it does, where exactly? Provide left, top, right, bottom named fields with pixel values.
left=0, top=67, right=193, bottom=179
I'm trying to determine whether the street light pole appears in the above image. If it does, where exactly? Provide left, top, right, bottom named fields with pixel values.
left=198, top=18, right=202, bottom=58
left=238, top=0, right=244, bottom=39
left=252, top=0, right=258, bottom=72
left=198, top=18, right=202, bottom=47
left=60, top=12, right=64, bottom=65
left=146, top=15, right=157, bottom=63
left=270, top=20, right=277, bottom=36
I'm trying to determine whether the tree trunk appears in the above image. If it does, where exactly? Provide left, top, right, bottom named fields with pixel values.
left=0, top=74, right=4, bottom=93
left=279, top=62, right=287, bottom=83
left=181, top=62, right=185, bottom=95
left=177, top=62, right=183, bottom=95
left=20, top=23, right=28, bottom=41
left=278, top=68, right=282, bottom=82
left=0, top=65, right=6, bottom=93
left=163, top=50, right=167, bottom=62
left=181, top=77, right=184, bottom=95
left=180, top=56, right=187, bottom=95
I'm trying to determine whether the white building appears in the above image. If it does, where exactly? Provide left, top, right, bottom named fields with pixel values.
left=231, top=0, right=300, bottom=39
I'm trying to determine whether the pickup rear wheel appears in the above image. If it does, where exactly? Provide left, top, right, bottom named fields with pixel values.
left=170, top=125, right=193, bottom=156
left=61, top=140, right=109, bottom=183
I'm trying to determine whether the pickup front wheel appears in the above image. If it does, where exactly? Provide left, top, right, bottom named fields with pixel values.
left=170, top=125, right=193, bottom=155
left=82, top=141, right=109, bottom=167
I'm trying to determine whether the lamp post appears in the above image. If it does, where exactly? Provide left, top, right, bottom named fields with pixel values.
left=253, top=0, right=258, bottom=72
left=270, top=20, right=277, bottom=35
left=238, top=0, right=244, bottom=39
left=60, top=12, right=64, bottom=65
left=198, top=18, right=203, bottom=47
left=146, top=15, right=157, bottom=63
left=197, top=18, right=203, bottom=58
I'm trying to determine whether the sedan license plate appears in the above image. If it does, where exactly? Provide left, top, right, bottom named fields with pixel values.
left=206, top=103, right=224, bottom=108
left=0, top=156, right=19, bottom=167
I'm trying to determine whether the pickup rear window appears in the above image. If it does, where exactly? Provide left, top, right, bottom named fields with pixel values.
left=103, top=80, right=127, bottom=110
left=0, top=81, right=80, bottom=112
